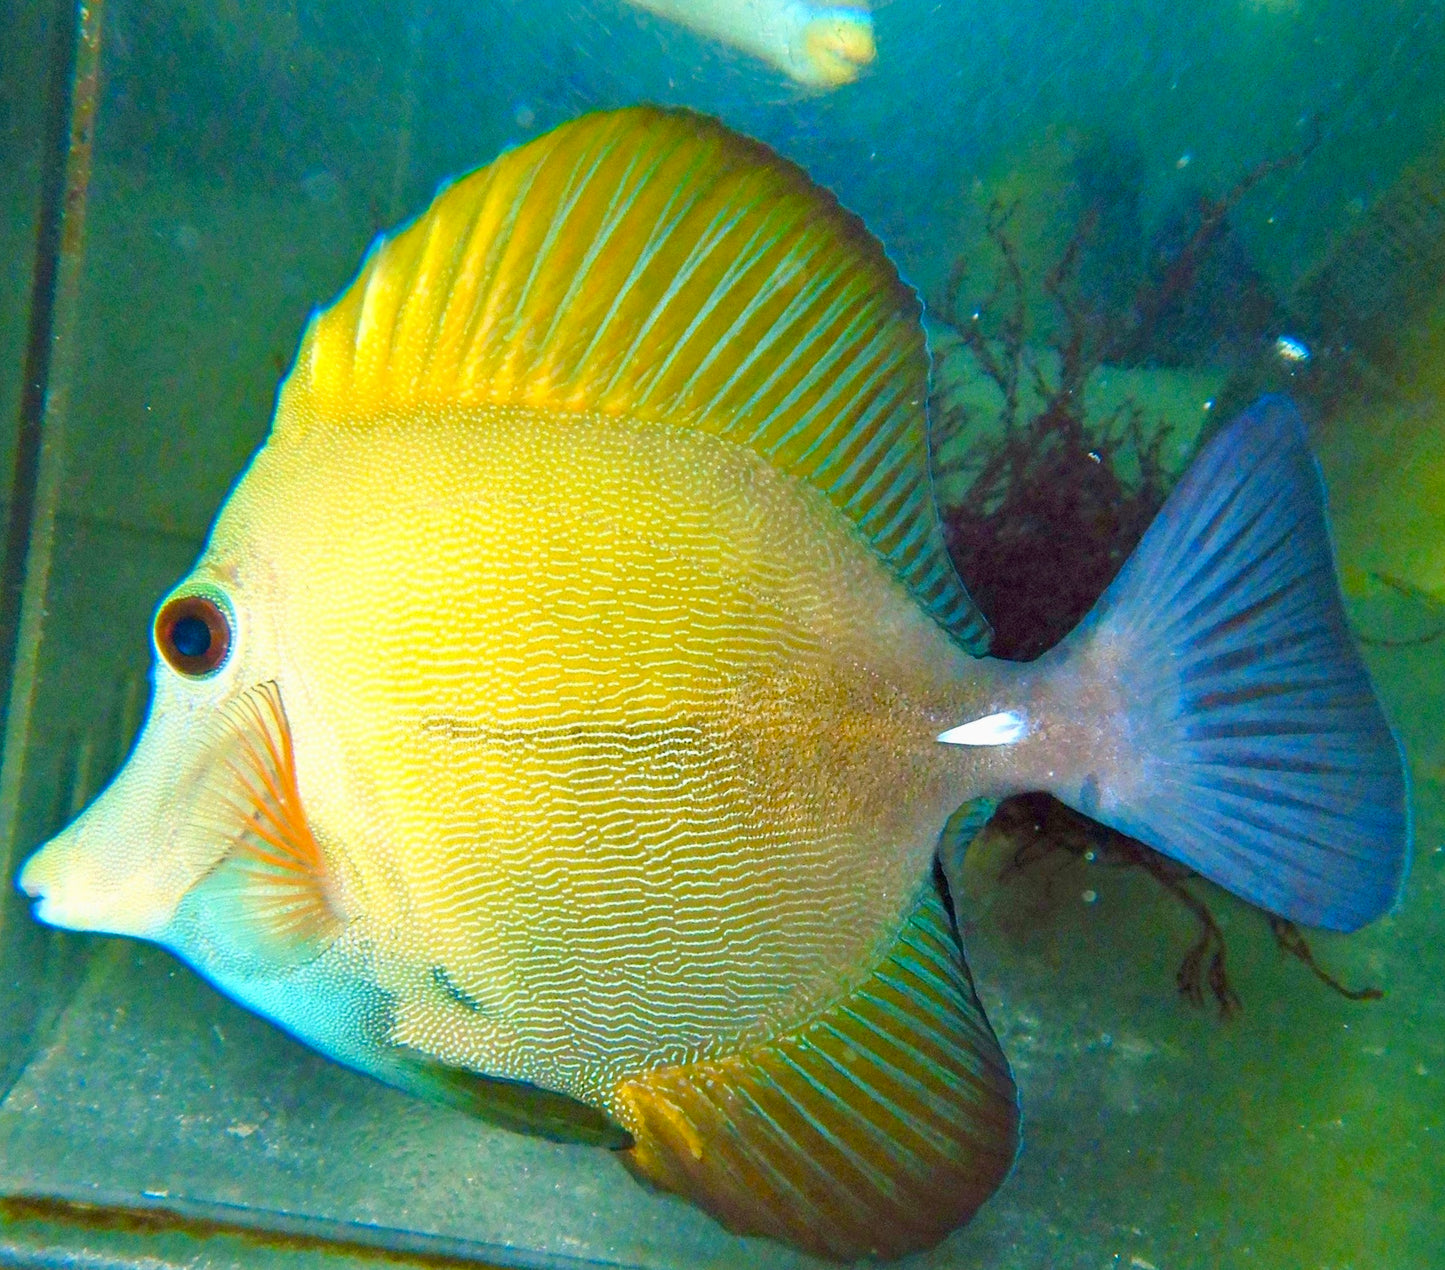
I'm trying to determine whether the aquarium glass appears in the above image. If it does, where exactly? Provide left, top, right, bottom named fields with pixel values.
left=0, top=0, right=1441, bottom=1266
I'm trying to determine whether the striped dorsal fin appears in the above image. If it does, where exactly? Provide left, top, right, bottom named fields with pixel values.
left=609, top=883, right=1019, bottom=1260
left=277, top=105, right=990, bottom=652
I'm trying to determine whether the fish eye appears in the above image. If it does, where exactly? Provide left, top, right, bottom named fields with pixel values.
left=155, top=592, right=232, bottom=678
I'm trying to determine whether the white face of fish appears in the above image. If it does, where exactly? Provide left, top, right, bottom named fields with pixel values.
left=17, top=553, right=285, bottom=959
left=17, top=496, right=394, bottom=1079
left=20, top=670, right=229, bottom=939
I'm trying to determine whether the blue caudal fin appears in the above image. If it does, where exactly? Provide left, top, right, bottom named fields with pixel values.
left=1052, top=396, right=1409, bottom=931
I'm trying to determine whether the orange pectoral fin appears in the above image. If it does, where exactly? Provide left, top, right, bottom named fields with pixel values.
left=610, top=885, right=1019, bottom=1261
left=196, top=681, right=345, bottom=964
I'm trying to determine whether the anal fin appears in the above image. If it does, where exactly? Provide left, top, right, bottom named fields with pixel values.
left=610, top=883, right=1018, bottom=1261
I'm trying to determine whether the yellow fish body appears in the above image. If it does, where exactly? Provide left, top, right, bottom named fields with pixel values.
left=19, top=108, right=1407, bottom=1259
left=622, top=0, right=875, bottom=87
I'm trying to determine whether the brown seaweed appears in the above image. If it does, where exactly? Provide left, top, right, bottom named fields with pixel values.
left=932, top=143, right=1381, bottom=1016
left=933, top=198, right=1175, bottom=660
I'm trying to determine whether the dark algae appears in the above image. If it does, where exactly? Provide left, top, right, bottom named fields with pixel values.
left=988, top=793, right=1384, bottom=1018
left=930, top=134, right=1318, bottom=660
left=933, top=142, right=1387, bottom=1018
left=932, top=195, right=1177, bottom=661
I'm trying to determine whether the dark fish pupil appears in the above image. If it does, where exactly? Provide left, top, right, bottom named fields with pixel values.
left=171, top=614, right=212, bottom=658
left=155, top=593, right=230, bottom=676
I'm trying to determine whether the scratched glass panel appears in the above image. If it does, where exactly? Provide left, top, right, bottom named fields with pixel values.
left=0, top=1, right=1440, bottom=1267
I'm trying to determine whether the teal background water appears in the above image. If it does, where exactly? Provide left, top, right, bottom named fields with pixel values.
left=0, top=1, right=1441, bottom=1266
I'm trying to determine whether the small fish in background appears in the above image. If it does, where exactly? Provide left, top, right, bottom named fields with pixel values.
left=18, top=108, right=1408, bottom=1259
left=622, top=0, right=875, bottom=87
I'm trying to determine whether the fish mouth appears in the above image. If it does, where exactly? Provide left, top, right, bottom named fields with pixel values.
left=12, top=687, right=231, bottom=941
left=15, top=851, right=101, bottom=931
left=18, top=834, right=73, bottom=922
left=16, top=677, right=347, bottom=961
left=16, top=859, right=58, bottom=926
left=15, top=809, right=185, bottom=939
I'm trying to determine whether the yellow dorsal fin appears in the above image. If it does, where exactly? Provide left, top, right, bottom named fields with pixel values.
left=278, top=106, right=990, bottom=652
left=609, top=883, right=1019, bottom=1260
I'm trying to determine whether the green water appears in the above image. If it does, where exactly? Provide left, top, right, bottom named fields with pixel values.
left=0, top=0, right=1441, bottom=1265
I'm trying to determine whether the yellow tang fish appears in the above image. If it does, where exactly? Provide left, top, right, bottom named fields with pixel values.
left=18, top=108, right=1408, bottom=1260
left=622, top=0, right=875, bottom=88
